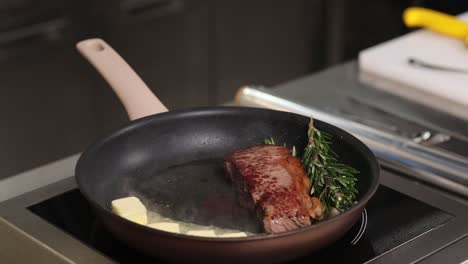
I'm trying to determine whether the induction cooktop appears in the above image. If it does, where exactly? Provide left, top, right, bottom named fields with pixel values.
left=27, top=184, right=453, bottom=264
left=1, top=163, right=467, bottom=264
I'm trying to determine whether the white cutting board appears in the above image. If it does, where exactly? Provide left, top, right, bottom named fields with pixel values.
left=358, top=12, right=468, bottom=119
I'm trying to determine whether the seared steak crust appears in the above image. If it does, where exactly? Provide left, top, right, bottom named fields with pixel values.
left=225, top=145, right=323, bottom=233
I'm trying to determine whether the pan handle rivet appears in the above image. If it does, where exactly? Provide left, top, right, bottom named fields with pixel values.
left=90, top=42, right=105, bottom=52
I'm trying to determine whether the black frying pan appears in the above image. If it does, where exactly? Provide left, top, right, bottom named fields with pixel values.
left=75, top=39, right=380, bottom=263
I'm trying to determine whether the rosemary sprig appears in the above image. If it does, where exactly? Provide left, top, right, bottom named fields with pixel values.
left=301, top=119, right=359, bottom=216
left=263, top=118, right=359, bottom=217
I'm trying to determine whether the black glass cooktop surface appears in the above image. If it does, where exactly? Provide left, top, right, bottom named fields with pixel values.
left=29, top=185, right=453, bottom=263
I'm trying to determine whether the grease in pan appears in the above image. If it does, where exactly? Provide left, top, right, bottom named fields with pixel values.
left=111, top=118, right=358, bottom=236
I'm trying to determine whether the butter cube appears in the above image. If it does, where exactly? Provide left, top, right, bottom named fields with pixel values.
left=217, top=232, right=247, bottom=238
left=111, top=196, right=148, bottom=225
left=121, top=213, right=148, bottom=225
left=186, top=230, right=217, bottom=237
left=147, top=222, right=180, bottom=233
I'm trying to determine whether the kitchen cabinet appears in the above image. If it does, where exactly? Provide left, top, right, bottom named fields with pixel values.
left=0, top=0, right=312, bottom=178
left=212, top=0, right=311, bottom=102
left=84, top=0, right=213, bottom=110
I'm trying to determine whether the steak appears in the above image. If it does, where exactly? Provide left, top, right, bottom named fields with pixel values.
left=224, top=145, right=323, bottom=233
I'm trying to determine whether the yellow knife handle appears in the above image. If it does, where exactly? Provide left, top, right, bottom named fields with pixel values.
left=403, top=7, right=468, bottom=40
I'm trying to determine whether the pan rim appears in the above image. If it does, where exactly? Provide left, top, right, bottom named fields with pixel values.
left=75, top=106, right=380, bottom=242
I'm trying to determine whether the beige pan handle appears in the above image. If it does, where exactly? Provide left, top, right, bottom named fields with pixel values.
left=76, top=38, right=168, bottom=121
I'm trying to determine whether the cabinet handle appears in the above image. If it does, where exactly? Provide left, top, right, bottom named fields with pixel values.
left=0, top=18, right=67, bottom=46
left=120, top=0, right=184, bottom=17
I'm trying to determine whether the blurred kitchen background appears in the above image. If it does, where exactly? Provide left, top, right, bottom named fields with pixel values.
left=1, top=0, right=467, bottom=178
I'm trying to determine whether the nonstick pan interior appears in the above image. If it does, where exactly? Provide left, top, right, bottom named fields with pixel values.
left=76, top=107, right=378, bottom=235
